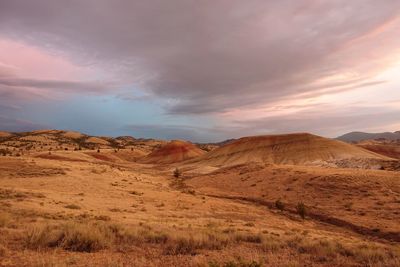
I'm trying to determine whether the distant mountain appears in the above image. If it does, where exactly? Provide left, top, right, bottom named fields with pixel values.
left=337, top=131, right=400, bottom=142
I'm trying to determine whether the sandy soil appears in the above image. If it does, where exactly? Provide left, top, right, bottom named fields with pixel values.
left=0, top=131, right=399, bottom=266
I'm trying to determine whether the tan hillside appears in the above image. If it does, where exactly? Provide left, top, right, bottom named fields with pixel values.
left=185, top=133, right=390, bottom=169
left=141, top=140, right=205, bottom=164
left=85, top=136, right=110, bottom=145
left=62, top=131, right=85, bottom=139
left=187, top=163, right=400, bottom=238
left=0, top=130, right=400, bottom=266
left=30, top=129, right=63, bottom=134
left=20, top=134, right=56, bottom=142
left=0, top=131, right=12, bottom=138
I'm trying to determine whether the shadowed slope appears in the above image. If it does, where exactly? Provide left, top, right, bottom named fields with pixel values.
left=357, top=139, right=400, bottom=159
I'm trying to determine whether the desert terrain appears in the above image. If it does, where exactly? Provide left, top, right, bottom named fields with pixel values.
left=0, top=130, right=399, bottom=267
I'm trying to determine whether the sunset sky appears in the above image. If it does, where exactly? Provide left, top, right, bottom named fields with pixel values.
left=0, top=0, right=399, bottom=142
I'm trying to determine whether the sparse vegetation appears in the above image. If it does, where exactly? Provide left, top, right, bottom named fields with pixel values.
left=24, top=222, right=112, bottom=252
left=2, top=130, right=400, bottom=266
left=19, top=220, right=400, bottom=266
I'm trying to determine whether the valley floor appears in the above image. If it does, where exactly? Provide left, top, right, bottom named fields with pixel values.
left=0, top=150, right=399, bottom=266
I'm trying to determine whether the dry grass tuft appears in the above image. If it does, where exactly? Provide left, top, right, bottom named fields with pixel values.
left=20, top=220, right=400, bottom=265
left=25, top=222, right=113, bottom=252
left=282, top=234, right=400, bottom=265
left=64, top=204, right=81, bottom=210
left=234, top=232, right=263, bottom=243
left=163, top=232, right=229, bottom=255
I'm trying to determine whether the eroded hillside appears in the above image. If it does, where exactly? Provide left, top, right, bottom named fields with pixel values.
left=0, top=130, right=399, bottom=266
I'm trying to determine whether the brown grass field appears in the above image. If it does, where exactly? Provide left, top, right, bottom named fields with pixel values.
left=0, top=131, right=399, bottom=266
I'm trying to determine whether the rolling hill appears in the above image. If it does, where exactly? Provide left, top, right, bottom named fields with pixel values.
left=141, top=140, right=206, bottom=164
left=337, top=131, right=400, bottom=142
left=184, top=133, right=390, bottom=170
left=357, top=139, right=400, bottom=159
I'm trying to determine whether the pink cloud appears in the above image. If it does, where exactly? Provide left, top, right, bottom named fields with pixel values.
left=0, top=38, right=93, bottom=80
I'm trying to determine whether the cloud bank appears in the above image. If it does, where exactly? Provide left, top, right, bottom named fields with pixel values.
left=0, top=0, right=399, bottom=140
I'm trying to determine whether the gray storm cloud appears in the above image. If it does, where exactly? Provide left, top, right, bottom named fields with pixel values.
left=0, top=0, right=399, bottom=114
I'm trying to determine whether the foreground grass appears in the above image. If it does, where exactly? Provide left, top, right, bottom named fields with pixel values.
left=21, top=220, right=400, bottom=266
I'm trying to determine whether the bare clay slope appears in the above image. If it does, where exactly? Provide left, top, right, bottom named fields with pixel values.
left=141, top=140, right=206, bottom=164
left=357, top=139, right=400, bottom=159
left=185, top=133, right=391, bottom=169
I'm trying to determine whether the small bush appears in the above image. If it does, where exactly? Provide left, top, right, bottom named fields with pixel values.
left=0, top=244, right=7, bottom=257
left=164, top=237, right=198, bottom=255
left=164, top=232, right=229, bottom=255
left=296, top=202, right=306, bottom=219
left=64, top=204, right=81, bottom=210
left=173, top=168, right=181, bottom=178
left=129, top=191, right=143, bottom=196
left=109, top=208, right=121, bottom=212
left=275, top=199, right=285, bottom=211
left=234, top=233, right=263, bottom=243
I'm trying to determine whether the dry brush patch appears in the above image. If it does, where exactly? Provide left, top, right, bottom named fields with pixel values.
left=0, top=159, right=66, bottom=177
left=0, top=188, right=46, bottom=201
left=19, top=220, right=400, bottom=266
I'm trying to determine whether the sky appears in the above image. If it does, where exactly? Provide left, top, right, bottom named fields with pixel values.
left=0, top=0, right=399, bottom=142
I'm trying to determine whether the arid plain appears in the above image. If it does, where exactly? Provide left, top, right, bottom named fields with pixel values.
left=0, top=130, right=399, bottom=267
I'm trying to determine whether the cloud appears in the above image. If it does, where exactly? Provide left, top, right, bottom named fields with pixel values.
left=228, top=104, right=400, bottom=138
left=123, top=102, right=400, bottom=142
left=0, top=77, right=112, bottom=94
left=124, top=124, right=225, bottom=143
left=0, top=1, right=399, bottom=140
left=0, top=0, right=399, bottom=115
left=0, top=115, right=47, bottom=132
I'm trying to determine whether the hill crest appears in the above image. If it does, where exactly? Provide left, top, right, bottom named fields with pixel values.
left=184, top=133, right=390, bottom=169
left=141, top=140, right=205, bottom=164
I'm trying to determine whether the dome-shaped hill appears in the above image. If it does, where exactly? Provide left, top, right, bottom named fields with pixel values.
left=141, top=140, right=206, bottom=164
left=185, top=133, right=390, bottom=168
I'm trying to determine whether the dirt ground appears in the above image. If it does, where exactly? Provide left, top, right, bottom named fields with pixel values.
left=0, top=148, right=400, bottom=266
